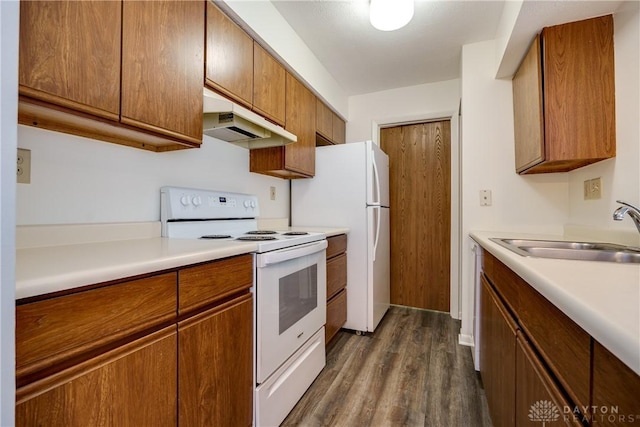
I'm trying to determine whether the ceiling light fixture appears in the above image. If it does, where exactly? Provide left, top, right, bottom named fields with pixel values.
left=369, top=0, right=414, bottom=32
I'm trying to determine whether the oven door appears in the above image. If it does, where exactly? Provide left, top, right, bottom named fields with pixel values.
left=255, top=239, right=327, bottom=384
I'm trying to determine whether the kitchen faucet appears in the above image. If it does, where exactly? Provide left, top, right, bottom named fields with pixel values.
left=613, top=200, right=640, bottom=233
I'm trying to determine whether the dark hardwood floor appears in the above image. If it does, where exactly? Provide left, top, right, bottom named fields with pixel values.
left=282, top=305, right=493, bottom=427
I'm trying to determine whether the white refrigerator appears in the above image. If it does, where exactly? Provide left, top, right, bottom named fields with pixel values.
left=292, top=141, right=390, bottom=333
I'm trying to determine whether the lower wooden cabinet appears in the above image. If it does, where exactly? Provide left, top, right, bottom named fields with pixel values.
left=179, top=294, right=253, bottom=426
left=516, top=331, right=582, bottom=427
left=16, top=255, right=254, bottom=427
left=16, top=327, right=177, bottom=427
left=479, top=246, right=640, bottom=427
left=325, top=234, right=348, bottom=344
left=479, top=275, right=516, bottom=427
left=592, top=341, right=640, bottom=426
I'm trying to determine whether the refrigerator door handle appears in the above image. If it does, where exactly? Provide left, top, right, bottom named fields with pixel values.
left=372, top=155, right=381, bottom=205
left=372, top=206, right=381, bottom=262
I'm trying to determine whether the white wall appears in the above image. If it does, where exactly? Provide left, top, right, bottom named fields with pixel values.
left=17, top=127, right=290, bottom=225
left=459, top=39, right=570, bottom=343
left=566, top=1, right=640, bottom=235
left=0, top=1, right=18, bottom=423
left=347, top=79, right=460, bottom=143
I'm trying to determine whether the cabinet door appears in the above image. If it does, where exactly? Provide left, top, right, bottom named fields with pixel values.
left=206, top=1, right=253, bottom=108
left=516, top=332, right=582, bottom=427
left=121, top=0, right=204, bottom=145
left=316, top=98, right=333, bottom=142
left=179, top=294, right=253, bottom=426
left=326, top=289, right=347, bottom=344
left=16, top=328, right=177, bottom=427
left=479, top=275, right=516, bottom=427
left=333, top=114, right=346, bottom=144
left=512, top=35, right=544, bottom=173
left=284, top=72, right=316, bottom=176
left=592, top=341, right=640, bottom=426
left=19, top=1, right=121, bottom=120
left=253, top=42, right=286, bottom=126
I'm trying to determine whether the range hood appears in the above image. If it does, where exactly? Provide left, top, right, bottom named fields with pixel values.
left=203, top=88, right=296, bottom=149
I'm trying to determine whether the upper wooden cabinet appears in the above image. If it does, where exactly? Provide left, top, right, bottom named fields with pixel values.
left=18, top=0, right=204, bottom=152
left=205, top=1, right=253, bottom=109
left=316, top=99, right=346, bottom=145
left=121, top=1, right=204, bottom=145
left=512, top=15, right=615, bottom=174
left=250, top=73, right=316, bottom=178
left=253, top=42, right=286, bottom=127
left=19, top=1, right=122, bottom=120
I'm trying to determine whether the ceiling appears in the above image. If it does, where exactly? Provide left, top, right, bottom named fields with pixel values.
left=271, top=0, right=625, bottom=96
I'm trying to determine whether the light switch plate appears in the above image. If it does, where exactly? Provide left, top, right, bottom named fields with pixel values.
left=584, top=177, right=602, bottom=200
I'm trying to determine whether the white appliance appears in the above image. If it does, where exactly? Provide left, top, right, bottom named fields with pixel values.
left=292, top=141, right=391, bottom=333
left=160, top=186, right=327, bottom=426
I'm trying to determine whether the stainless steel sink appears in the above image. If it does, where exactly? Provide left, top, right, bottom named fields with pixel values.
left=490, top=238, right=640, bottom=264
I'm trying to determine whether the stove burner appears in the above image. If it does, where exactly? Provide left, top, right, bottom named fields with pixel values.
left=282, top=231, right=309, bottom=236
left=246, top=230, right=277, bottom=235
left=237, top=236, right=278, bottom=241
left=200, top=234, right=232, bottom=240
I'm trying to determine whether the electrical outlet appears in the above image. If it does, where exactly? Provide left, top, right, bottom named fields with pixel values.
left=17, top=148, right=31, bottom=184
left=479, top=189, right=492, bottom=206
left=584, top=177, right=602, bottom=200
left=270, top=186, right=276, bottom=201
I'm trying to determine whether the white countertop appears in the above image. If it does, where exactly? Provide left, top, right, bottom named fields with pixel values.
left=16, top=238, right=259, bottom=300
left=15, top=225, right=349, bottom=301
left=470, top=230, right=640, bottom=375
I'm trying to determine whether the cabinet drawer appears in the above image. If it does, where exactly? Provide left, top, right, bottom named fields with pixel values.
left=16, top=273, right=177, bottom=383
left=326, top=234, right=347, bottom=259
left=178, top=254, right=253, bottom=315
left=326, top=289, right=347, bottom=344
left=482, top=251, right=519, bottom=314
left=327, top=253, right=347, bottom=300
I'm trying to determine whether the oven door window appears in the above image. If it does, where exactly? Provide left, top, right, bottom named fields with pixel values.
left=279, top=264, right=318, bottom=334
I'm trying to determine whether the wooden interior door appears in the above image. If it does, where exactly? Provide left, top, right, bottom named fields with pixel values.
left=381, top=121, right=451, bottom=312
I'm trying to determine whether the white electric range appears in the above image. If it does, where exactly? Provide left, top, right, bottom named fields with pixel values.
left=160, top=186, right=327, bottom=426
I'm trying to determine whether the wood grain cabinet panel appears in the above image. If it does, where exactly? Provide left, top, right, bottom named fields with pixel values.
left=325, top=235, right=347, bottom=344
left=516, top=332, right=583, bottom=427
left=121, top=0, right=204, bottom=145
left=592, top=341, right=640, bottom=426
left=19, top=1, right=121, bottom=120
left=179, top=295, right=253, bottom=427
left=206, top=1, right=254, bottom=109
left=332, top=114, right=346, bottom=144
left=16, top=327, right=177, bottom=427
left=512, top=15, right=615, bottom=174
left=16, top=273, right=177, bottom=384
left=316, top=98, right=333, bottom=142
left=253, top=42, right=286, bottom=126
left=327, top=253, right=347, bottom=300
left=178, top=254, right=253, bottom=315
left=18, top=0, right=204, bottom=151
left=479, top=275, right=517, bottom=427
left=326, top=289, right=347, bottom=344
left=250, top=72, right=316, bottom=178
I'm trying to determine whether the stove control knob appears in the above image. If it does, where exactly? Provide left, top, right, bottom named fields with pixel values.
left=180, top=195, right=191, bottom=206
left=243, top=200, right=251, bottom=208
left=192, top=196, right=202, bottom=206
left=250, top=200, right=257, bottom=208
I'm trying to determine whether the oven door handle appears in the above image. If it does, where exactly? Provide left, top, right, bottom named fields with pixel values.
left=257, top=240, right=328, bottom=267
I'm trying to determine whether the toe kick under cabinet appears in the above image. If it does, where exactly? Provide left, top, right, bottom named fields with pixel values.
left=325, top=234, right=348, bottom=345
left=15, top=254, right=253, bottom=427
left=478, top=247, right=640, bottom=427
